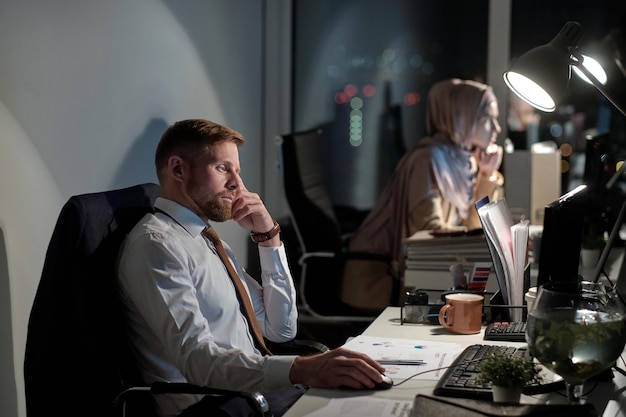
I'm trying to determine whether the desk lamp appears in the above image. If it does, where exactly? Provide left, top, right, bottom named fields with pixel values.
left=503, top=21, right=626, bottom=118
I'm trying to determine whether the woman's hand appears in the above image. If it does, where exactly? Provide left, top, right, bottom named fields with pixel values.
left=475, top=144, right=503, bottom=179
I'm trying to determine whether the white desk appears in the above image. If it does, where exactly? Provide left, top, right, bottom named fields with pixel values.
left=284, top=306, right=626, bottom=417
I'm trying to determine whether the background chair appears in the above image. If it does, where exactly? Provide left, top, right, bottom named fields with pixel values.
left=276, top=128, right=402, bottom=345
left=24, top=183, right=322, bottom=417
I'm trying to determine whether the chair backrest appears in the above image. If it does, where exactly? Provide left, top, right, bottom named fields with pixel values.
left=277, top=127, right=344, bottom=254
left=277, top=128, right=356, bottom=315
left=24, top=183, right=160, bottom=417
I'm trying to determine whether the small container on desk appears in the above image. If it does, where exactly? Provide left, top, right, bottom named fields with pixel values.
left=401, top=290, right=430, bottom=324
left=401, top=290, right=449, bottom=325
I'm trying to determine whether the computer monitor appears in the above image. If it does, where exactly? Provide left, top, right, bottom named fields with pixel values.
left=536, top=184, right=588, bottom=287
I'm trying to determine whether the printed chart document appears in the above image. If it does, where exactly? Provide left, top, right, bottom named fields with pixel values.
left=302, top=398, right=413, bottom=417
left=342, top=335, right=463, bottom=380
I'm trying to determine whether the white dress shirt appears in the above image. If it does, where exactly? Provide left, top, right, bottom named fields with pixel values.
left=117, top=197, right=298, bottom=417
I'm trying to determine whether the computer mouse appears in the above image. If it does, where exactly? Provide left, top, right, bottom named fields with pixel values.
left=373, top=374, right=394, bottom=390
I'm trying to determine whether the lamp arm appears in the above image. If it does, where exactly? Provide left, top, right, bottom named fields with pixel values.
left=615, top=55, right=626, bottom=80
left=605, top=158, right=626, bottom=190
left=570, top=52, right=626, bottom=118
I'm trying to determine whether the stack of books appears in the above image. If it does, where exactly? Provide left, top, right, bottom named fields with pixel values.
left=403, top=230, right=496, bottom=293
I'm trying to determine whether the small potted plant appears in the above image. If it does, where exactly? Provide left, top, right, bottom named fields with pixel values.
left=475, top=351, right=544, bottom=403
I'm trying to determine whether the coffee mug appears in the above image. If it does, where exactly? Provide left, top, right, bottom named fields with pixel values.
left=525, top=286, right=538, bottom=314
left=438, top=293, right=484, bottom=334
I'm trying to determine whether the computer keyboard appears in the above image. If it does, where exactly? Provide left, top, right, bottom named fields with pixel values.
left=433, top=344, right=529, bottom=400
left=483, top=321, right=527, bottom=342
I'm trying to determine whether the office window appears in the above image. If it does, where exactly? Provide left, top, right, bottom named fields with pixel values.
left=293, top=0, right=489, bottom=209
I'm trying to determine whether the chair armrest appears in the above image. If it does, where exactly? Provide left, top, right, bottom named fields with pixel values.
left=298, top=251, right=335, bottom=264
left=299, top=250, right=392, bottom=264
left=114, top=382, right=272, bottom=417
left=299, top=250, right=396, bottom=278
left=265, top=339, right=330, bottom=355
left=341, top=232, right=355, bottom=243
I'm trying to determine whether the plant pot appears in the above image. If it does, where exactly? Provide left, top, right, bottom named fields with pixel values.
left=580, top=248, right=601, bottom=267
left=491, top=386, right=521, bottom=403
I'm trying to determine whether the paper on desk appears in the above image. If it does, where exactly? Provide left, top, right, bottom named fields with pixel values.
left=342, top=335, right=463, bottom=380
left=510, top=220, right=529, bottom=322
left=478, top=199, right=514, bottom=304
left=477, top=199, right=529, bottom=321
left=602, top=400, right=626, bottom=417
left=302, top=398, right=413, bottom=417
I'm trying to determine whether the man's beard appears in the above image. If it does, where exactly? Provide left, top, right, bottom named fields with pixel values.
left=186, top=182, right=232, bottom=222
left=200, top=196, right=232, bottom=222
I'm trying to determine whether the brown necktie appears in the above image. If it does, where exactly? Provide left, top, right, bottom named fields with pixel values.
left=203, top=227, right=272, bottom=356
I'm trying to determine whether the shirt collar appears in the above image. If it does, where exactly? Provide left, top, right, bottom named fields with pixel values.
left=153, top=197, right=208, bottom=238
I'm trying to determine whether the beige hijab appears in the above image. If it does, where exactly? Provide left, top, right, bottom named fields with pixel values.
left=348, top=78, right=497, bottom=269
left=425, top=78, right=497, bottom=218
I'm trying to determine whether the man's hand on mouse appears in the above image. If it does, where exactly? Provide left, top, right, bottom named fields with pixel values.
left=288, top=347, right=387, bottom=389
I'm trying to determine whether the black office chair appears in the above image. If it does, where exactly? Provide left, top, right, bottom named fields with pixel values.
left=276, top=127, right=401, bottom=323
left=24, top=183, right=322, bottom=417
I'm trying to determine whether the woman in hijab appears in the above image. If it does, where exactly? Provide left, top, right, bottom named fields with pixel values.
left=341, top=78, right=504, bottom=312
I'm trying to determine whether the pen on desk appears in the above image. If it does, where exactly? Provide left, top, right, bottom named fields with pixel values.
left=378, top=360, right=426, bottom=366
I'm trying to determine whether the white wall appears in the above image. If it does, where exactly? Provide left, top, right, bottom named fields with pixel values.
left=0, top=1, right=288, bottom=416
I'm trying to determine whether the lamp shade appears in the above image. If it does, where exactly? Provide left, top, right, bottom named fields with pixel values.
left=504, top=21, right=583, bottom=112
left=573, top=54, right=608, bottom=85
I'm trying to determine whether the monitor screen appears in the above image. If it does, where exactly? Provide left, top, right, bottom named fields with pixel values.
left=537, top=184, right=588, bottom=287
